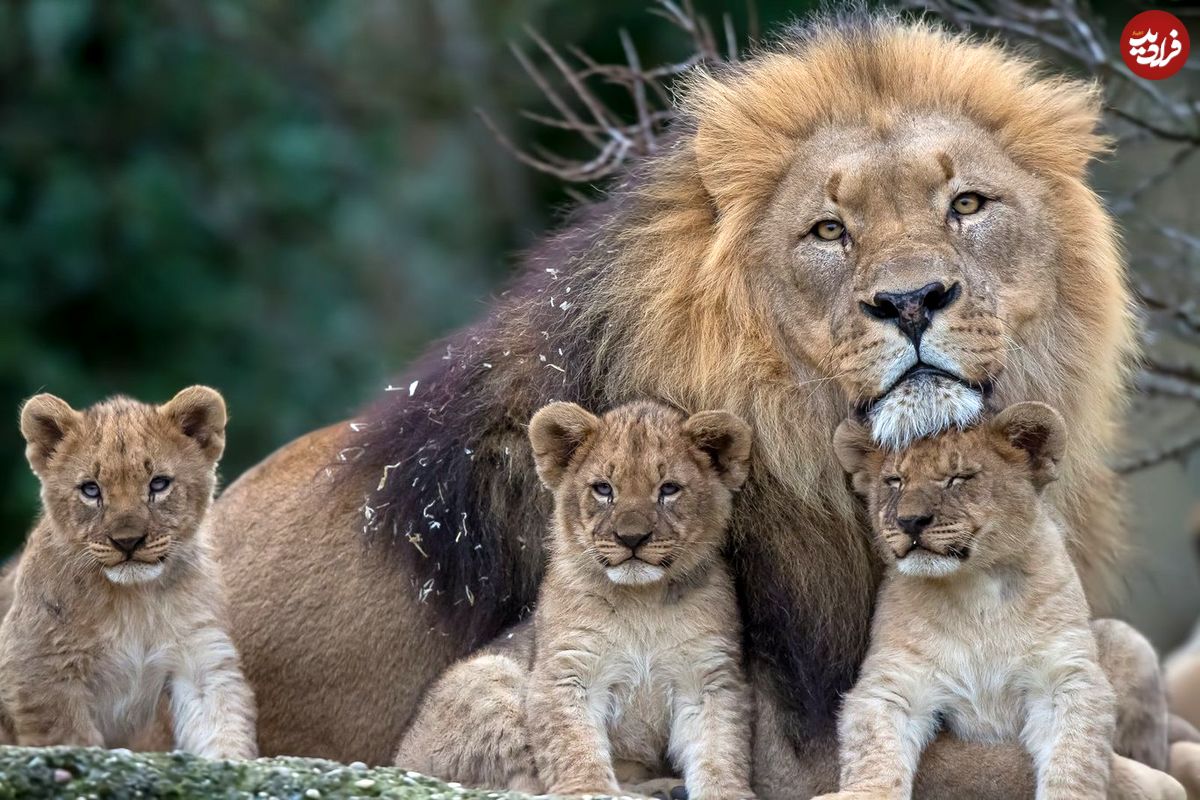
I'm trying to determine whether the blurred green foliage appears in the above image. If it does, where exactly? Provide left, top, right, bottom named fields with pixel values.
left=0, top=0, right=809, bottom=555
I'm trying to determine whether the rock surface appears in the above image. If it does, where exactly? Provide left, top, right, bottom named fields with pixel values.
left=0, top=746, right=592, bottom=799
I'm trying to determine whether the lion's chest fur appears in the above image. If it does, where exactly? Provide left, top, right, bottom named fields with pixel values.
left=868, top=522, right=1096, bottom=744
left=537, top=564, right=742, bottom=769
left=11, top=544, right=208, bottom=746
left=90, top=605, right=177, bottom=744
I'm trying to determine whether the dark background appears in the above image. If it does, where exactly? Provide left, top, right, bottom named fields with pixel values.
left=1, top=1, right=1197, bottom=648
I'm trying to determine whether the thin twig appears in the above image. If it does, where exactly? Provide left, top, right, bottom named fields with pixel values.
left=1116, top=430, right=1200, bottom=473
left=1137, top=371, right=1200, bottom=403
left=482, top=0, right=751, bottom=185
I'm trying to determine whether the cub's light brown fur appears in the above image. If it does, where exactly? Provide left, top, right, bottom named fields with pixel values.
left=396, top=401, right=754, bottom=799
left=820, top=404, right=1178, bottom=800
left=0, top=388, right=256, bottom=759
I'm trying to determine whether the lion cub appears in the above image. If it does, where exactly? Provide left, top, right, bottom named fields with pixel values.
left=0, top=388, right=256, bottom=759
left=396, top=400, right=755, bottom=799
left=820, top=403, right=1177, bottom=800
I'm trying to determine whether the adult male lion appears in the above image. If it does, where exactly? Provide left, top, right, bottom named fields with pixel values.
left=210, top=14, right=1145, bottom=796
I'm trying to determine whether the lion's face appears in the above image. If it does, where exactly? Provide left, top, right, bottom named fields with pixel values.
left=20, top=387, right=226, bottom=586
left=528, top=401, right=750, bottom=587
left=835, top=402, right=1066, bottom=578
left=758, top=114, right=1056, bottom=447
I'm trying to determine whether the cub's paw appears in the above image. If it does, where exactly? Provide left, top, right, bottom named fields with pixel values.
left=685, top=785, right=755, bottom=800
left=623, top=778, right=686, bottom=799
left=549, top=781, right=623, bottom=797
left=1112, top=754, right=1187, bottom=800
left=1169, top=741, right=1200, bottom=799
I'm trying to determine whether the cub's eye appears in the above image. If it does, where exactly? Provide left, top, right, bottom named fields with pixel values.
left=883, top=476, right=903, bottom=489
left=947, top=473, right=975, bottom=488
left=80, top=481, right=101, bottom=500
left=951, top=192, right=984, bottom=216
left=810, top=219, right=846, bottom=241
left=659, top=482, right=681, bottom=499
left=592, top=482, right=613, bottom=499
left=149, top=476, right=172, bottom=493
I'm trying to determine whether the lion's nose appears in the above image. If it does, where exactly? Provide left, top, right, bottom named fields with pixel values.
left=860, top=281, right=960, bottom=345
left=896, top=514, right=934, bottom=537
left=614, top=531, right=652, bottom=551
left=109, top=533, right=146, bottom=555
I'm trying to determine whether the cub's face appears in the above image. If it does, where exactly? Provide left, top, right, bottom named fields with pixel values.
left=834, top=402, right=1066, bottom=578
left=529, top=401, right=751, bottom=587
left=20, top=387, right=226, bottom=586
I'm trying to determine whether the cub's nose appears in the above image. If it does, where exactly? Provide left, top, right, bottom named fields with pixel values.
left=896, top=515, right=934, bottom=537
left=614, top=531, right=652, bottom=551
left=860, top=281, right=960, bottom=345
left=109, top=534, right=146, bottom=556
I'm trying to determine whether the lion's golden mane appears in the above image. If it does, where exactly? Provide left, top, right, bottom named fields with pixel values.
left=578, top=15, right=1135, bottom=598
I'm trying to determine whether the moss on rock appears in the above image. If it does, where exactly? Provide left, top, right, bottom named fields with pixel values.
left=0, top=746, right=588, bottom=800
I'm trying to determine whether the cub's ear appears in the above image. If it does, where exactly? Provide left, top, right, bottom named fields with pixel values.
left=161, top=386, right=227, bottom=462
left=990, top=401, right=1066, bottom=488
left=684, top=410, right=752, bottom=491
left=20, top=394, right=81, bottom=476
left=833, top=418, right=876, bottom=496
left=528, top=402, right=600, bottom=490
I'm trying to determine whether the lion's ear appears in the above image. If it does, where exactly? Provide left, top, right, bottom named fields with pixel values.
left=161, top=386, right=227, bottom=462
left=990, top=402, right=1066, bottom=488
left=684, top=410, right=752, bottom=491
left=833, top=418, right=876, bottom=496
left=20, top=394, right=81, bottom=476
left=528, top=402, right=600, bottom=491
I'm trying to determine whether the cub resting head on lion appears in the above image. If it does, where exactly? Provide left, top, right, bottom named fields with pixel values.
left=201, top=9, right=1200, bottom=798
left=822, top=403, right=1181, bottom=800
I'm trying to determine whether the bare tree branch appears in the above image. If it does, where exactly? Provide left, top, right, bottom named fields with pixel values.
left=1137, top=372, right=1200, bottom=403
left=480, top=0, right=749, bottom=184
left=1116, top=430, right=1200, bottom=474
left=1138, top=285, right=1200, bottom=337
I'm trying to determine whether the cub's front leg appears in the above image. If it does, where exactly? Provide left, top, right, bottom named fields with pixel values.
left=813, top=670, right=939, bottom=800
left=669, top=652, right=756, bottom=800
left=4, top=674, right=103, bottom=748
left=1021, top=661, right=1115, bottom=800
left=395, top=652, right=539, bottom=792
left=0, top=640, right=103, bottom=748
left=526, top=652, right=620, bottom=796
left=170, top=624, right=257, bottom=760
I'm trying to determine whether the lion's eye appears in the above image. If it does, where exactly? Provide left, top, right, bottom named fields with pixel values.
left=80, top=481, right=101, bottom=500
left=951, top=192, right=984, bottom=216
left=592, top=482, right=613, bottom=499
left=947, top=473, right=975, bottom=487
left=884, top=476, right=903, bottom=489
left=811, top=219, right=846, bottom=241
left=149, top=476, right=172, bottom=494
left=659, top=482, right=681, bottom=499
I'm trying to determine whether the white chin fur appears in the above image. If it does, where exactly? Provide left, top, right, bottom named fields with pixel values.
left=103, top=561, right=165, bottom=585
left=606, top=562, right=666, bottom=586
left=895, top=551, right=963, bottom=578
left=868, top=374, right=983, bottom=449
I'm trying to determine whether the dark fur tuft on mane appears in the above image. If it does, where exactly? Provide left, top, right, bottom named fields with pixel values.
left=340, top=200, right=625, bottom=647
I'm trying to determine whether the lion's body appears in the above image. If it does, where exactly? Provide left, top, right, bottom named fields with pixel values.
left=210, top=13, right=1136, bottom=790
